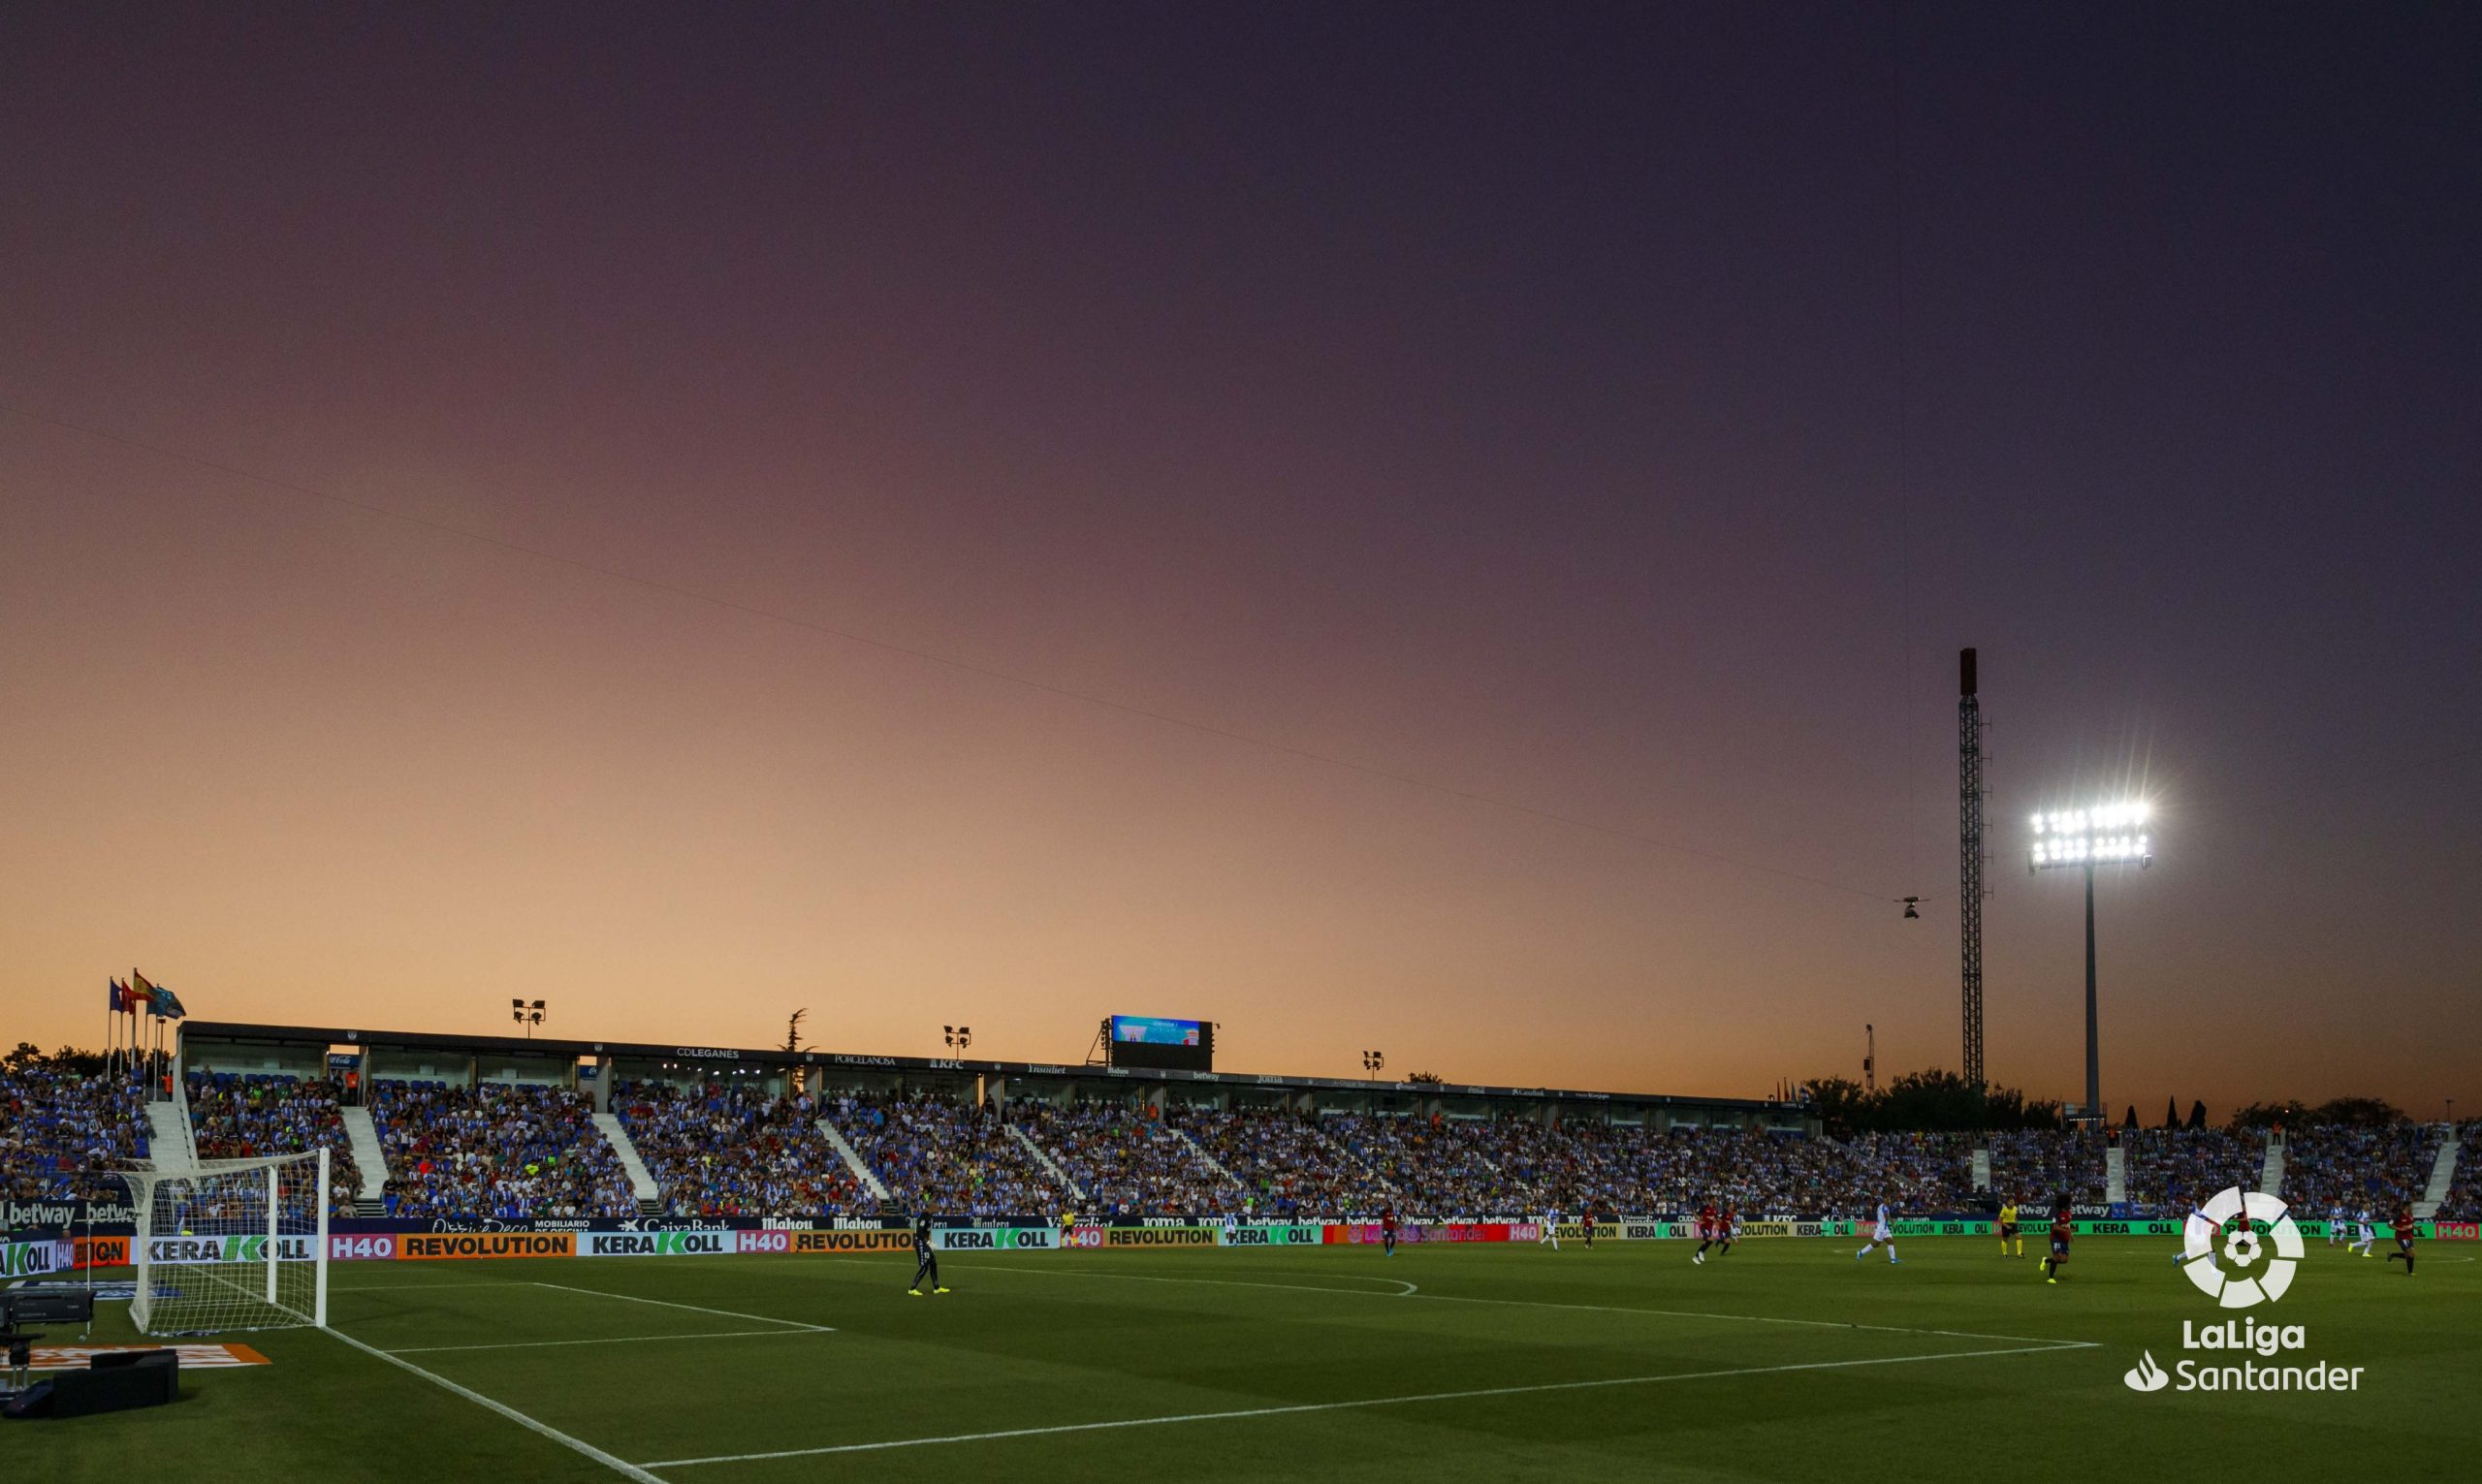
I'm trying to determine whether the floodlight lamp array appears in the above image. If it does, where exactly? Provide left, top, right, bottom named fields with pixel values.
left=2028, top=802, right=2153, bottom=869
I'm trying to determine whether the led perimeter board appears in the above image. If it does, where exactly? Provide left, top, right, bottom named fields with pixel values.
left=1108, top=1015, right=1213, bottom=1072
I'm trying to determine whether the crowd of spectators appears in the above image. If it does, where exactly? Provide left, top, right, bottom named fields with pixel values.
left=2282, top=1123, right=2440, bottom=1216
left=615, top=1079, right=864, bottom=1217
left=1010, top=1102, right=1235, bottom=1217
left=1989, top=1129, right=2106, bottom=1209
left=15, top=1063, right=2479, bottom=1226
left=1165, top=1105, right=1366, bottom=1218
left=370, top=1081, right=637, bottom=1219
left=2438, top=1121, right=2482, bottom=1221
left=185, top=1071, right=364, bottom=1219
left=828, top=1091, right=1066, bottom=1219
left=0, top=1061, right=149, bottom=1202
left=2119, top=1128, right=2262, bottom=1215
left=1164, top=1113, right=1980, bottom=1221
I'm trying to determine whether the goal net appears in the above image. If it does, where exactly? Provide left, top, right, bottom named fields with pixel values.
left=126, top=1149, right=329, bottom=1335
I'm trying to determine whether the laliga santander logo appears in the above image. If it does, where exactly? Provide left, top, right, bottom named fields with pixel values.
left=2181, top=1186, right=2304, bottom=1309
left=2123, top=1186, right=2363, bottom=1396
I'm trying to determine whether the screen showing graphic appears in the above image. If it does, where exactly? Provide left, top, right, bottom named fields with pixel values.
left=1108, top=1015, right=1213, bottom=1070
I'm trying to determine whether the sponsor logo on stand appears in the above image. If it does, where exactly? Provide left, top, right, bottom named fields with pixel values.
left=2, top=1197, right=139, bottom=1229
left=146, top=1234, right=316, bottom=1265
left=790, top=1230, right=910, bottom=1254
left=398, top=1232, right=578, bottom=1260
left=1105, top=1225, right=1215, bottom=1247
left=0, top=1239, right=71, bottom=1278
left=586, top=1230, right=731, bottom=1257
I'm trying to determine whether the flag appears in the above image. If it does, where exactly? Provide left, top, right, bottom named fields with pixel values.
left=152, top=985, right=187, bottom=1019
left=130, top=970, right=160, bottom=1010
left=109, top=978, right=127, bottom=1013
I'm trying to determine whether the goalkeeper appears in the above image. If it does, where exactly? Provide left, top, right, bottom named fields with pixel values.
left=907, top=1212, right=949, bottom=1296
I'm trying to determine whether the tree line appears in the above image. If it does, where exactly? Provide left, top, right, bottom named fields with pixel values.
left=1798, top=1067, right=2414, bottom=1136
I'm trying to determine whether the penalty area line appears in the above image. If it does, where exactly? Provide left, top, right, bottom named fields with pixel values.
left=530, top=1280, right=834, bottom=1332
left=641, top=1341, right=2086, bottom=1468
left=324, top=1326, right=666, bottom=1484
left=388, top=1328, right=826, bottom=1355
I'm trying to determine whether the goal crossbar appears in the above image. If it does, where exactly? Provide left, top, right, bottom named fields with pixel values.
left=123, top=1147, right=329, bottom=1335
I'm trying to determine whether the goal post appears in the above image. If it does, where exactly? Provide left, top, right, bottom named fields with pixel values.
left=126, top=1147, right=330, bottom=1335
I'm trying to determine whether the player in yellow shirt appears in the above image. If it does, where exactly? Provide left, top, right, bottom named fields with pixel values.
left=1997, top=1201, right=2021, bottom=1257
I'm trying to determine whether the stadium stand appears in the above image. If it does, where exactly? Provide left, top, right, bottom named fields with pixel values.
left=827, top=1091, right=1068, bottom=1219
left=0, top=1061, right=149, bottom=1202
left=614, top=1079, right=866, bottom=1217
left=2282, top=1122, right=2443, bottom=1215
left=2119, top=1127, right=2263, bottom=1215
left=2440, top=1121, right=2482, bottom=1220
left=7, top=1053, right=2467, bottom=1227
left=1988, top=1129, right=2107, bottom=1209
left=1011, top=1102, right=1234, bottom=1216
left=369, top=1080, right=638, bottom=1219
left=1165, top=1105, right=1366, bottom=1218
left=185, top=1071, right=364, bottom=1219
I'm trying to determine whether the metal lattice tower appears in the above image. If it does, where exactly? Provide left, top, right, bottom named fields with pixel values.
left=1958, top=647, right=1987, bottom=1087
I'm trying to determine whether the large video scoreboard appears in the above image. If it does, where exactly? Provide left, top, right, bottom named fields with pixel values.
left=1107, top=1015, right=1213, bottom=1072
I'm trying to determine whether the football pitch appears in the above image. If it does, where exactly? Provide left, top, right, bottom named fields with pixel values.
left=19, top=1237, right=2478, bottom=1480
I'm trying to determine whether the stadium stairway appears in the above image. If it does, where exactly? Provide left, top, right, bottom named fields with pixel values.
left=1970, top=1145, right=1992, bottom=1192
left=143, top=1097, right=198, bottom=1172
left=590, top=1112, right=664, bottom=1215
left=1007, top=1124, right=1087, bottom=1202
left=338, top=1104, right=392, bottom=1215
left=2105, top=1144, right=2127, bottom=1206
left=2416, top=1131, right=2459, bottom=1219
left=2259, top=1131, right=2284, bottom=1196
left=814, top=1119, right=890, bottom=1202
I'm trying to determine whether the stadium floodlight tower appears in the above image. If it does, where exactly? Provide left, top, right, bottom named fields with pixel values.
left=2028, top=800, right=2152, bottom=1123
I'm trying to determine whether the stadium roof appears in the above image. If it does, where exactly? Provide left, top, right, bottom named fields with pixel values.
left=177, top=1020, right=1799, bottom=1115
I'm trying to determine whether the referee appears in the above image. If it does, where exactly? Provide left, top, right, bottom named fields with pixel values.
left=908, top=1212, right=950, bottom=1296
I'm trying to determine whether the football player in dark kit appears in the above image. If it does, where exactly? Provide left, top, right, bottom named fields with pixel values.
left=2386, top=1200, right=2417, bottom=1276
left=907, top=1212, right=949, bottom=1296
left=1380, top=1206, right=1399, bottom=1256
left=2041, top=1208, right=2072, bottom=1285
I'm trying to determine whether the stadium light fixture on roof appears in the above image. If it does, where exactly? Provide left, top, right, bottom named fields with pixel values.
left=2028, top=800, right=2151, bottom=870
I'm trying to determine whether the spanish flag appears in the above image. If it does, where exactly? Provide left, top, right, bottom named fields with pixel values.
left=130, top=970, right=161, bottom=1010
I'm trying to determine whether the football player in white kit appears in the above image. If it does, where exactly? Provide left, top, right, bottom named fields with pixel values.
left=1855, top=1199, right=1899, bottom=1264
left=1541, top=1207, right=1562, bottom=1249
left=2329, top=1204, right=2348, bottom=1247
left=2351, top=1209, right=2378, bottom=1256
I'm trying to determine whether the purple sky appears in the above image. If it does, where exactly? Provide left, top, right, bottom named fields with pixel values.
left=3, top=3, right=2476, bottom=1117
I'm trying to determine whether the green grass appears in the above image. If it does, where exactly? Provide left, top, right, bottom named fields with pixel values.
left=16, top=1236, right=2477, bottom=1480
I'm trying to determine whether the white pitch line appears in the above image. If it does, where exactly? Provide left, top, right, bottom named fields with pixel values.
left=641, top=1341, right=2086, bottom=1468
left=1403, top=1291, right=2092, bottom=1349
left=530, top=1280, right=834, bottom=1332
left=964, top=1261, right=2083, bottom=1347
left=325, top=1326, right=666, bottom=1484
left=968, top=1262, right=1419, bottom=1299
left=330, top=1280, right=537, bottom=1293
left=388, top=1328, right=823, bottom=1355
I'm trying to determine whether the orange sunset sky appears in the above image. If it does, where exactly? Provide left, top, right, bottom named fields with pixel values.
left=4, top=5, right=2476, bottom=1120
